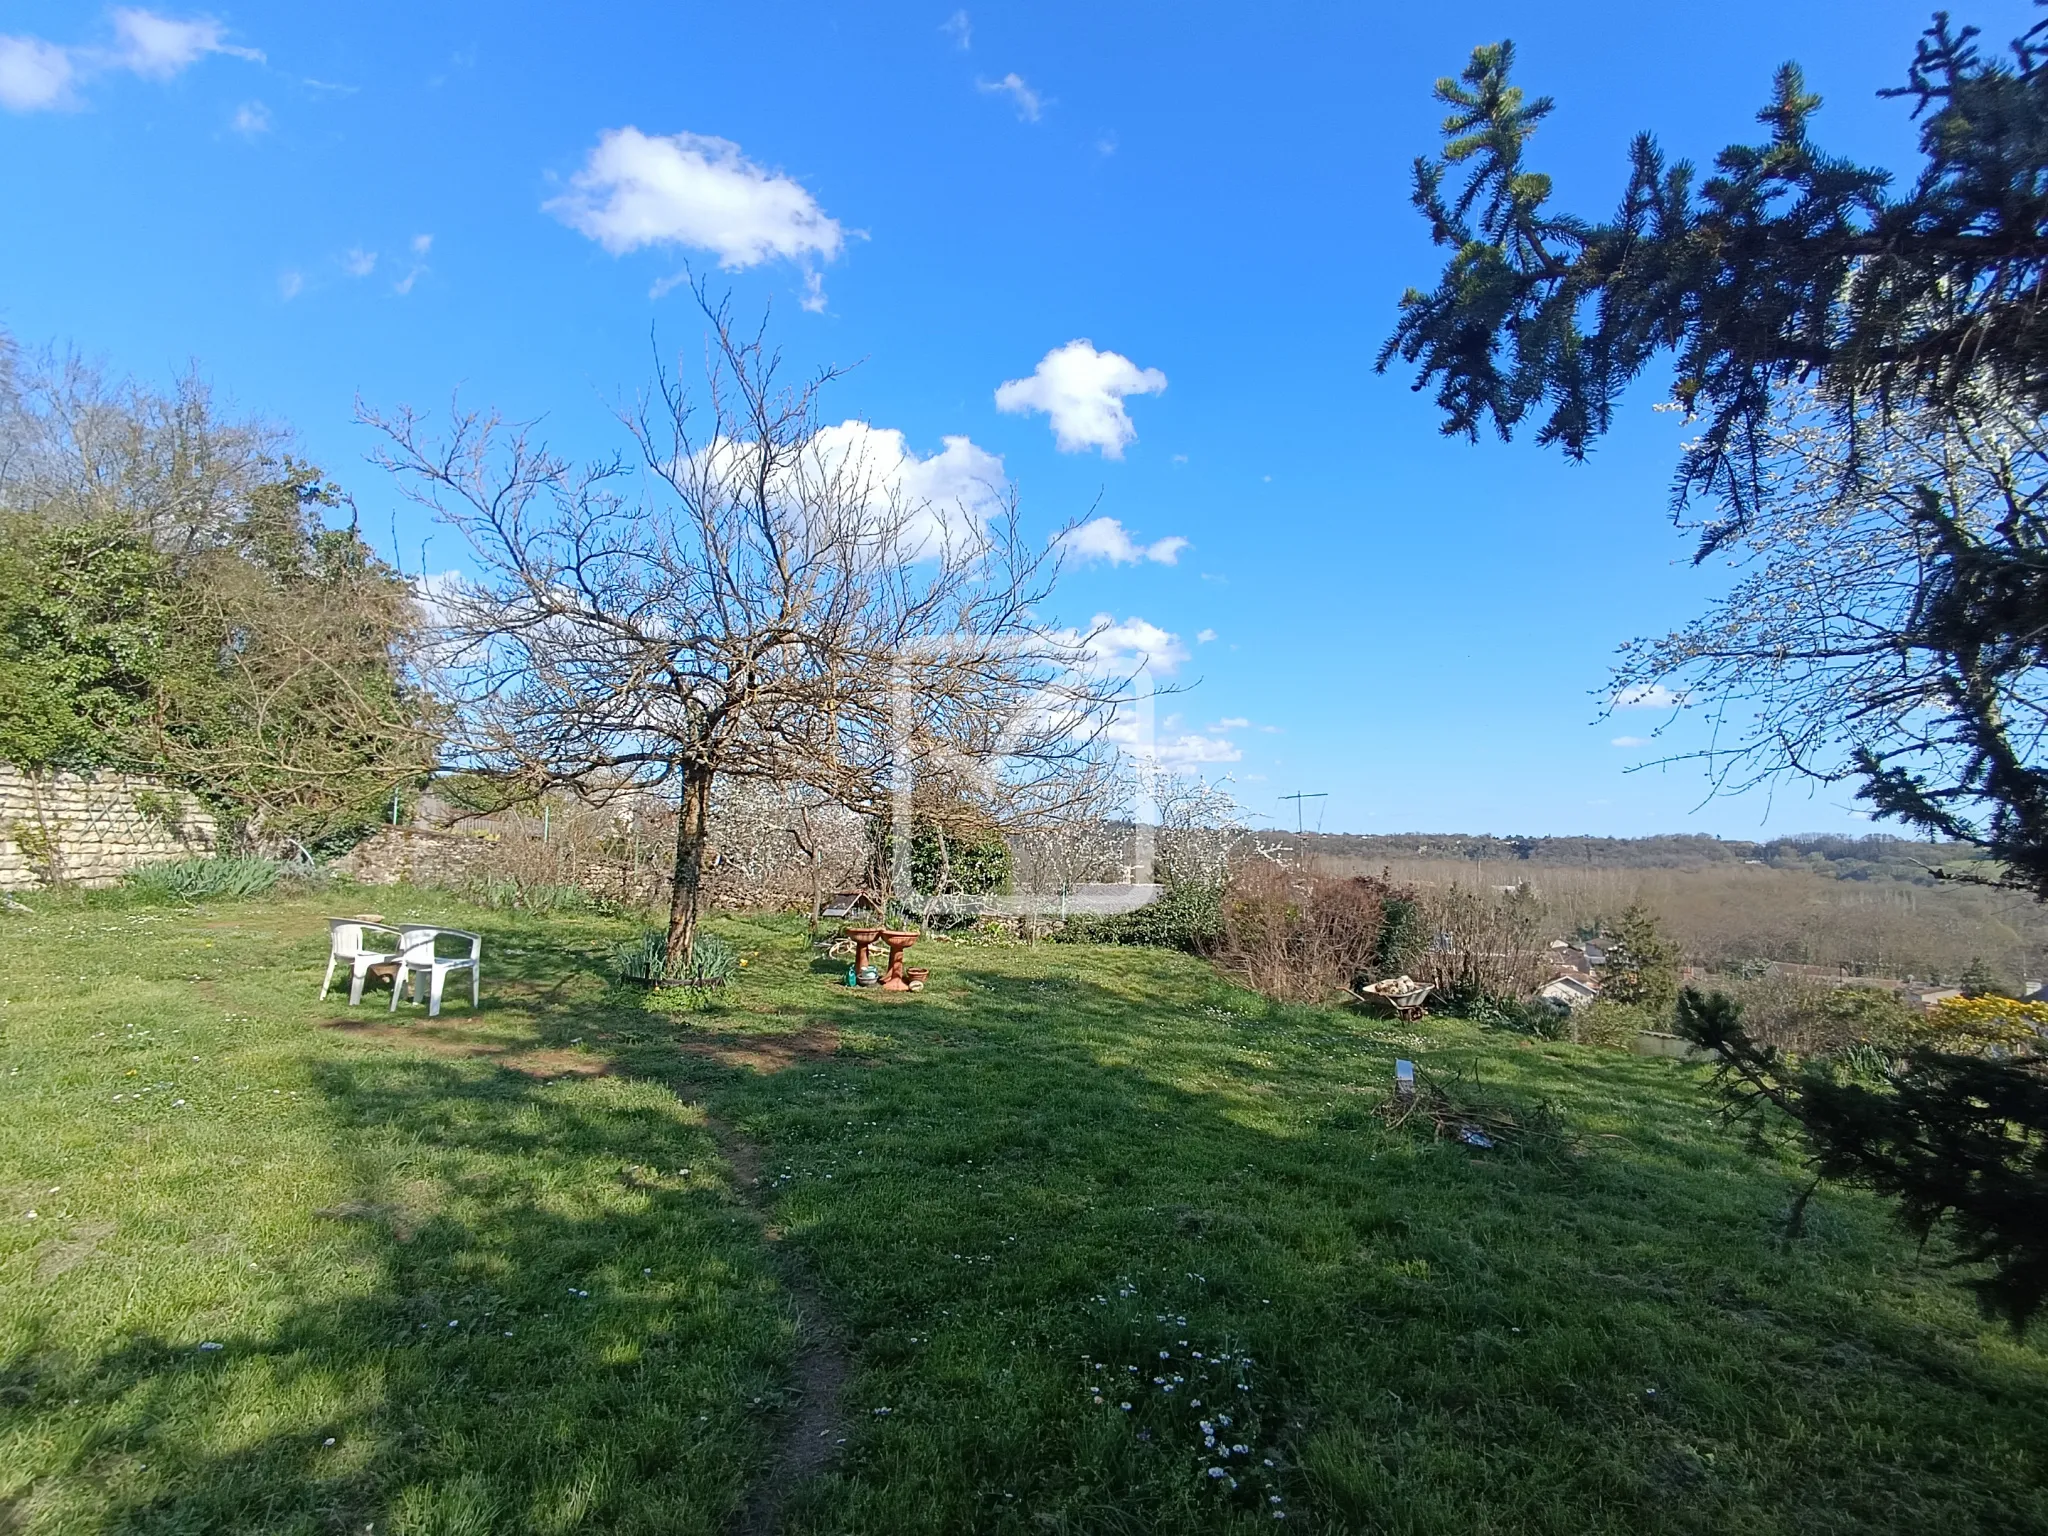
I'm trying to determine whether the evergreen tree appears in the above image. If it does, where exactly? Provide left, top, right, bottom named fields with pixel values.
left=1385, top=15, right=2048, bottom=1327
left=1384, top=11, right=2048, bottom=886
left=1597, top=904, right=1682, bottom=1014
left=1678, top=988, right=2048, bottom=1331
left=1381, top=11, right=2047, bottom=541
left=1959, top=955, right=2005, bottom=998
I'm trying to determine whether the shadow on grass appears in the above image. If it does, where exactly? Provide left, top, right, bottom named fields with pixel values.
left=9, top=908, right=2046, bottom=1536
left=6, top=1049, right=795, bottom=1534
left=686, top=959, right=2048, bottom=1535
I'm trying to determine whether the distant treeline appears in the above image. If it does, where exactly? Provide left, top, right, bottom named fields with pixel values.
left=1294, top=832, right=1980, bottom=885
left=1292, top=832, right=2038, bottom=986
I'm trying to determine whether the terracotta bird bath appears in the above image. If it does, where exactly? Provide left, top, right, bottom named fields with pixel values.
left=843, top=927, right=882, bottom=981
left=878, top=929, right=921, bottom=991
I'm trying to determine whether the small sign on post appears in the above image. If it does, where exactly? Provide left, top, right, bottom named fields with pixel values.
left=1394, top=1059, right=1416, bottom=1100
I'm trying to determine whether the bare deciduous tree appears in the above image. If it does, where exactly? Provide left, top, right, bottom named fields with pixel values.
left=0, top=334, right=283, bottom=556
left=1614, top=385, right=2048, bottom=886
left=369, top=289, right=1120, bottom=969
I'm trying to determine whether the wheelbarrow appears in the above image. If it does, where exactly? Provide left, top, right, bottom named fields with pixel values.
left=1353, top=974, right=1432, bottom=1021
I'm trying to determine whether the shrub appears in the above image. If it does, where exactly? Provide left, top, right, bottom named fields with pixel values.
left=1718, top=975, right=1928, bottom=1058
left=1921, top=995, right=2048, bottom=1055
left=1204, top=862, right=1392, bottom=1003
left=1057, top=882, right=1224, bottom=953
left=1373, top=891, right=1426, bottom=974
left=1410, top=882, right=1553, bottom=1004
left=1574, top=999, right=1660, bottom=1050
left=1435, top=980, right=1571, bottom=1039
left=122, top=855, right=311, bottom=904
left=611, top=928, right=740, bottom=988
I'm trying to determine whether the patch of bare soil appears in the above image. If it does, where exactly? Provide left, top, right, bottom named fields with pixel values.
left=318, top=1018, right=615, bottom=1080
left=321, top=1016, right=839, bottom=1079
left=314, top=1178, right=441, bottom=1242
left=33, top=1220, right=116, bottom=1281
left=674, top=1025, right=842, bottom=1075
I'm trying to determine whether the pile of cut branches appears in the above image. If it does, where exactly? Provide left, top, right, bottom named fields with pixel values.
left=1376, top=1063, right=1566, bottom=1155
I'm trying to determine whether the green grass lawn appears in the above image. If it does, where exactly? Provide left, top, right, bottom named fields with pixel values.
left=2, top=890, right=2044, bottom=1535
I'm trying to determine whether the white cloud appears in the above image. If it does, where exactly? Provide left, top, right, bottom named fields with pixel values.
left=0, top=10, right=258, bottom=114
left=1611, top=735, right=1648, bottom=747
left=1070, top=613, right=1190, bottom=678
left=110, top=8, right=262, bottom=78
left=977, top=72, right=1042, bottom=121
left=546, top=128, right=845, bottom=300
left=278, top=269, right=303, bottom=300
left=683, top=420, right=1007, bottom=562
left=1612, top=684, right=1685, bottom=709
left=393, top=235, right=433, bottom=295
left=1155, top=733, right=1241, bottom=768
left=941, top=10, right=971, bottom=48
left=1140, top=535, right=1187, bottom=564
left=1096, top=133, right=1117, bottom=156
left=1102, top=709, right=1241, bottom=772
left=343, top=247, right=377, bottom=278
left=230, top=99, right=269, bottom=135
left=409, top=570, right=475, bottom=669
left=1211, top=717, right=1250, bottom=731
left=0, top=35, right=76, bottom=111
left=1195, top=628, right=1216, bottom=644
left=995, top=340, right=1166, bottom=458
left=1061, top=515, right=1187, bottom=567
left=1132, top=728, right=1240, bottom=769
left=799, top=422, right=1007, bottom=558
left=411, top=569, right=465, bottom=627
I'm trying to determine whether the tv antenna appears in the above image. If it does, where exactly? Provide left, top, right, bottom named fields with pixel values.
left=1280, top=791, right=1328, bottom=838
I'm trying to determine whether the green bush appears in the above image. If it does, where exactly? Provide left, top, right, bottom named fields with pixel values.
left=878, top=819, right=1013, bottom=898
left=611, top=928, right=740, bottom=988
left=1434, top=980, right=1571, bottom=1039
left=1574, top=1000, right=1661, bottom=1050
left=1718, top=975, right=1928, bottom=1058
left=121, top=855, right=312, bottom=904
left=1056, top=882, right=1224, bottom=952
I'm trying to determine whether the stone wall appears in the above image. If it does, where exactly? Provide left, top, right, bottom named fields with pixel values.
left=332, top=826, right=501, bottom=888
left=332, top=823, right=669, bottom=906
left=0, top=765, right=218, bottom=891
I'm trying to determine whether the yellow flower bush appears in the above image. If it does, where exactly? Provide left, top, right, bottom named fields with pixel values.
left=1919, top=995, right=2048, bottom=1054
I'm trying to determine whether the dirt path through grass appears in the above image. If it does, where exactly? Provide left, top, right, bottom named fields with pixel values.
left=5, top=895, right=2046, bottom=1535
left=678, top=1085, right=853, bottom=1536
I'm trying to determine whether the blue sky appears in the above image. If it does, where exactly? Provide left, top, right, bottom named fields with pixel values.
left=5, top=1, right=2035, bottom=839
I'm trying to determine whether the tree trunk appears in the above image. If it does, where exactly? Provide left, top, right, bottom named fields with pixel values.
left=666, top=762, right=713, bottom=973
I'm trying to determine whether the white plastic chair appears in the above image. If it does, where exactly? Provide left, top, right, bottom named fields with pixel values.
left=390, top=926, right=482, bottom=1018
left=321, top=919, right=404, bottom=1006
